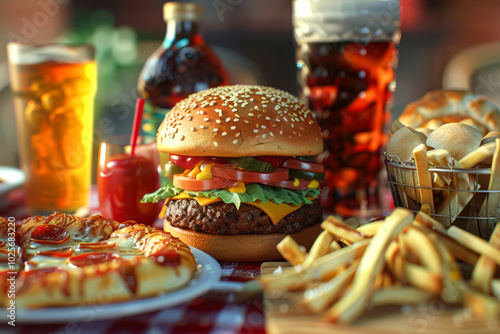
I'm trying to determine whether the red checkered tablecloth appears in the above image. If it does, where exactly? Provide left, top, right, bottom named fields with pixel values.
left=0, top=188, right=267, bottom=334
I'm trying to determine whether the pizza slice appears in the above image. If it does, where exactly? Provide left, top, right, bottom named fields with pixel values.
left=13, top=213, right=196, bottom=308
left=0, top=217, right=24, bottom=308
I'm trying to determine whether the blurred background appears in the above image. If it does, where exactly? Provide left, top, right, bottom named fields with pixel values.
left=1, top=0, right=500, bottom=168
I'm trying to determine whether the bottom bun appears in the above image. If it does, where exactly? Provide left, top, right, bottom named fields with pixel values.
left=164, top=220, right=323, bottom=261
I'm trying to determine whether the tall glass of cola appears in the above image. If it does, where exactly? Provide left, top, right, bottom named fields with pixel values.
left=294, top=0, right=400, bottom=217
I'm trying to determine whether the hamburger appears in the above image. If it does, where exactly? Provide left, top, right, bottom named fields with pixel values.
left=142, top=85, right=324, bottom=261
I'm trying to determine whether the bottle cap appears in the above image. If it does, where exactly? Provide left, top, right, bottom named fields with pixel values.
left=163, top=2, right=203, bottom=22
left=293, top=0, right=400, bottom=43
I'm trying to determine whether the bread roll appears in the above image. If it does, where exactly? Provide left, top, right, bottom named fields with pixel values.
left=399, top=90, right=500, bottom=136
left=426, top=123, right=482, bottom=160
left=387, top=126, right=427, bottom=162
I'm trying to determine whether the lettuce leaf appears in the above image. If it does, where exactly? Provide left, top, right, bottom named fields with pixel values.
left=141, top=182, right=320, bottom=209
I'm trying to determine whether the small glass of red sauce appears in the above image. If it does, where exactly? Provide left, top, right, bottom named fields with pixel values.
left=97, top=136, right=161, bottom=226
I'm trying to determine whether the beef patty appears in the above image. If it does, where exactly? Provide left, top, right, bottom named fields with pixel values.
left=165, top=198, right=322, bottom=235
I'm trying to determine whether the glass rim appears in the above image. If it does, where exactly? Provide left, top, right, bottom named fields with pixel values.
left=7, top=43, right=95, bottom=64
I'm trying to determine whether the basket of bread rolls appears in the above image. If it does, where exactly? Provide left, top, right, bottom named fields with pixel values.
left=385, top=89, right=500, bottom=239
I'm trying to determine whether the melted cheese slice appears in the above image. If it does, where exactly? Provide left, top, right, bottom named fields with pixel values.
left=160, top=192, right=306, bottom=225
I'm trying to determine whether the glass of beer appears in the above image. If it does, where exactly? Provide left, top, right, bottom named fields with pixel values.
left=7, top=43, right=97, bottom=214
left=294, top=0, right=400, bottom=218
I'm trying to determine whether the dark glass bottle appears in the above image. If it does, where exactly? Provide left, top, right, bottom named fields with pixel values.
left=138, top=2, right=229, bottom=137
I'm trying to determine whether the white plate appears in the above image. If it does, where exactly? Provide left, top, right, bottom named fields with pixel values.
left=12, top=247, right=222, bottom=324
left=0, top=166, right=25, bottom=212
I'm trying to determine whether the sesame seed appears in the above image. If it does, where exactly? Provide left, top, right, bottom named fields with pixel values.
left=191, top=127, right=196, bottom=131
left=276, top=118, right=280, bottom=122
left=270, top=132, right=274, bottom=137
left=235, top=114, right=240, bottom=118
left=213, top=128, right=218, bottom=132
left=291, top=124, right=294, bottom=128
left=215, top=108, right=222, bottom=112
left=250, top=98, right=254, bottom=101
left=261, top=125, right=266, bottom=129
left=199, top=125, right=206, bottom=129
left=234, top=118, right=240, bottom=122
left=200, top=111, right=204, bottom=115
left=243, top=120, right=249, bottom=124
left=232, top=108, right=237, bottom=112
left=233, top=140, right=238, bottom=144
left=204, top=118, right=209, bottom=122
left=272, top=124, right=277, bottom=127
left=283, top=117, right=288, bottom=122
left=222, top=132, right=227, bottom=136
left=279, top=130, right=283, bottom=134
left=216, top=120, right=221, bottom=124
left=248, top=113, right=254, bottom=117
left=230, top=126, right=236, bottom=130
left=257, top=114, right=262, bottom=118
left=226, top=117, right=231, bottom=122
left=262, top=134, right=267, bottom=138
left=235, top=132, right=240, bottom=137
left=262, top=104, right=267, bottom=107
left=275, top=105, right=281, bottom=110
left=254, top=129, right=259, bottom=133
left=214, top=141, right=218, bottom=147
left=265, top=116, right=271, bottom=120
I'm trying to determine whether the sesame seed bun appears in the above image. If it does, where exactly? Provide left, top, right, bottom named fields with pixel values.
left=157, top=85, right=323, bottom=156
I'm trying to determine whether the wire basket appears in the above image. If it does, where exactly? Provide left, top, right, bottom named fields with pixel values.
left=384, top=154, right=499, bottom=240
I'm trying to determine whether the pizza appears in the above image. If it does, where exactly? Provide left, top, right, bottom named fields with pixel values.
left=1, top=213, right=196, bottom=309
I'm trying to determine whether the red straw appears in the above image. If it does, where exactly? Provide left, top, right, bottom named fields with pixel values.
left=130, top=98, right=145, bottom=156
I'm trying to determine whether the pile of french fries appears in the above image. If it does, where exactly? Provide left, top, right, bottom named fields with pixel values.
left=388, top=120, right=500, bottom=236
left=259, top=206, right=500, bottom=324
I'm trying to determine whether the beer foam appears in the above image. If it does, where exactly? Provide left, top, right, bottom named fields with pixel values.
left=293, top=0, right=400, bottom=43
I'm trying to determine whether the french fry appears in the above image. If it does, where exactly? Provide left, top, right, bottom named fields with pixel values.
left=321, top=216, right=367, bottom=244
left=385, top=241, right=406, bottom=283
left=260, top=267, right=311, bottom=291
left=261, top=239, right=370, bottom=290
left=428, top=233, right=463, bottom=304
left=492, top=279, right=500, bottom=300
left=480, top=138, right=500, bottom=217
left=308, top=239, right=370, bottom=281
left=459, top=142, right=496, bottom=168
left=461, top=285, right=500, bottom=318
left=329, top=240, right=342, bottom=253
left=403, top=261, right=442, bottom=294
left=419, top=203, right=431, bottom=215
left=324, top=208, right=414, bottom=324
left=277, top=236, right=307, bottom=266
left=447, top=226, right=500, bottom=266
left=356, top=221, right=384, bottom=237
left=403, top=226, right=442, bottom=273
left=471, top=223, right=500, bottom=294
left=414, top=211, right=447, bottom=232
left=413, top=144, right=435, bottom=213
left=302, top=230, right=335, bottom=269
left=301, top=261, right=359, bottom=313
left=372, top=287, right=434, bottom=306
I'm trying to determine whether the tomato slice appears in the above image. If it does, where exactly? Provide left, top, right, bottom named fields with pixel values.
left=173, top=174, right=237, bottom=191
left=170, top=155, right=229, bottom=169
left=281, top=159, right=324, bottom=173
left=263, top=179, right=316, bottom=190
left=30, top=224, right=70, bottom=245
left=211, top=165, right=289, bottom=183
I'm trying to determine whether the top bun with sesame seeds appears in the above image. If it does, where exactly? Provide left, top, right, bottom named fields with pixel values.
left=157, top=85, right=323, bottom=156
